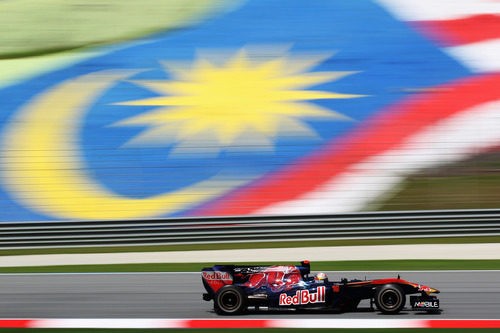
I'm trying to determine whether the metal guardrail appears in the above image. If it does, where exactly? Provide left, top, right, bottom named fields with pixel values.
left=1, top=209, right=500, bottom=249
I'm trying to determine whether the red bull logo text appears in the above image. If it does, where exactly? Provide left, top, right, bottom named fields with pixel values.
left=202, top=271, right=233, bottom=293
left=202, top=271, right=233, bottom=283
left=279, top=286, right=325, bottom=306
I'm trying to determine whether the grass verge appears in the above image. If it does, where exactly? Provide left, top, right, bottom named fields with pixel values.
left=2, top=236, right=500, bottom=257
left=374, top=151, right=500, bottom=211
left=1, top=259, right=500, bottom=273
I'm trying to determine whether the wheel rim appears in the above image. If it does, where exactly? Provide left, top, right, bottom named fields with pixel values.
left=380, top=290, right=400, bottom=309
left=220, top=290, right=240, bottom=311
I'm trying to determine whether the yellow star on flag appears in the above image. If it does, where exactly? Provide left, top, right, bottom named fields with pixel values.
left=114, top=48, right=365, bottom=154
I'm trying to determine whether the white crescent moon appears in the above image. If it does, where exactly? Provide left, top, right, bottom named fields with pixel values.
left=1, top=70, right=241, bottom=220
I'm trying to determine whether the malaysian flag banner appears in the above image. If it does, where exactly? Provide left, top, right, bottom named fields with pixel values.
left=0, top=0, right=498, bottom=221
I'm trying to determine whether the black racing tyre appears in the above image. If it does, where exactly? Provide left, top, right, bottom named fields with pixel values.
left=374, top=284, right=406, bottom=314
left=214, top=285, right=247, bottom=315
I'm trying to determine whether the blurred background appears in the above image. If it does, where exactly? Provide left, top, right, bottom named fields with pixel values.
left=0, top=0, right=499, bottom=222
left=1, top=2, right=499, bottom=326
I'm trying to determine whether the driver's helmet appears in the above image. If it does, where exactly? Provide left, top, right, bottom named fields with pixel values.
left=314, top=272, right=328, bottom=283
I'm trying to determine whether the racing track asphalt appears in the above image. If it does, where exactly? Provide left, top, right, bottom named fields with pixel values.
left=0, top=271, right=498, bottom=319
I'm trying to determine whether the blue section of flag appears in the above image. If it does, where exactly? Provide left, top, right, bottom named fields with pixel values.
left=0, top=0, right=470, bottom=221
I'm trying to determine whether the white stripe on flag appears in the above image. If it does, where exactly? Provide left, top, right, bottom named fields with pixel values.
left=446, top=38, right=500, bottom=72
left=376, top=0, right=500, bottom=21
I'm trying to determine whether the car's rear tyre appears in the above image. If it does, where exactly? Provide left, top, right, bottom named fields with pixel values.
left=214, top=285, right=247, bottom=315
left=375, top=284, right=406, bottom=314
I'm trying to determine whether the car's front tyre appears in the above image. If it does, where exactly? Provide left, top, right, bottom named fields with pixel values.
left=374, top=284, right=406, bottom=314
left=214, top=285, right=247, bottom=315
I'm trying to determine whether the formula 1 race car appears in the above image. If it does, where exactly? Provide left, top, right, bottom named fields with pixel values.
left=202, top=261, right=440, bottom=315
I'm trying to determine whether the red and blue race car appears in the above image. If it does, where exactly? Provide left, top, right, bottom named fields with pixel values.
left=202, top=261, right=440, bottom=315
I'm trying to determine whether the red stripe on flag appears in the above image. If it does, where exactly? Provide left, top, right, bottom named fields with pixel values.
left=0, top=320, right=32, bottom=328
left=186, top=319, right=270, bottom=328
left=413, top=14, right=500, bottom=46
left=427, top=320, right=500, bottom=328
left=198, top=73, right=500, bottom=216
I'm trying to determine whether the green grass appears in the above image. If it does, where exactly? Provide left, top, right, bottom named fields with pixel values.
left=0, top=329, right=498, bottom=333
left=0, top=0, right=228, bottom=58
left=376, top=175, right=500, bottom=211
left=374, top=151, right=500, bottom=211
left=2, top=236, right=500, bottom=257
left=1, top=259, right=499, bottom=273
